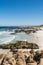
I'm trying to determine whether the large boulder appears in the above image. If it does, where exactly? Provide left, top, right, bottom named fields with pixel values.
left=3, top=56, right=16, bottom=65
left=0, top=54, right=6, bottom=65
left=16, top=51, right=26, bottom=65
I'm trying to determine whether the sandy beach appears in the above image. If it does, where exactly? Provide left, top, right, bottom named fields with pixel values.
left=34, top=28, right=43, bottom=50
left=0, top=28, right=43, bottom=65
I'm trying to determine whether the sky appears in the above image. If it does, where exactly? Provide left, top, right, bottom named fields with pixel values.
left=0, top=0, right=43, bottom=26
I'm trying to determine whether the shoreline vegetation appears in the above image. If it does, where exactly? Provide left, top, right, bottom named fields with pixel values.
left=0, top=26, right=43, bottom=65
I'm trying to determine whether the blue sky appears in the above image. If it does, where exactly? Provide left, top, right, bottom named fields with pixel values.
left=0, top=0, right=43, bottom=26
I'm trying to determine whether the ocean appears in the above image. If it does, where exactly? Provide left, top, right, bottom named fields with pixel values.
left=0, top=26, right=37, bottom=44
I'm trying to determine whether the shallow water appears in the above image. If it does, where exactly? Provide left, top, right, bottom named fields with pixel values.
left=11, top=32, right=37, bottom=43
left=0, top=31, right=15, bottom=44
left=0, top=31, right=37, bottom=44
left=0, top=27, right=37, bottom=44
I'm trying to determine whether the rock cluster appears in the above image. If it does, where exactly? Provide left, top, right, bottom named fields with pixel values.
left=15, top=29, right=36, bottom=34
left=0, top=41, right=39, bottom=49
left=0, top=50, right=42, bottom=65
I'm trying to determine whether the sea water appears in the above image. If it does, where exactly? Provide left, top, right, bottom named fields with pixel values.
left=0, top=27, right=37, bottom=44
left=0, top=27, right=38, bottom=54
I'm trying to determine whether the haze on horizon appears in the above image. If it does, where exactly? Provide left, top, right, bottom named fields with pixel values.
left=0, top=0, right=43, bottom=26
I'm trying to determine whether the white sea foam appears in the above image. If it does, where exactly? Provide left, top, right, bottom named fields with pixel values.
left=0, top=31, right=6, bottom=35
left=2, top=36, right=15, bottom=44
left=0, top=29, right=43, bottom=50
left=0, top=31, right=15, bottom=44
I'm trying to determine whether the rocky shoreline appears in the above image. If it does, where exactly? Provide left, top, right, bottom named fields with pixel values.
left=0, top=49, right=43, bottom=65
left=15, top=29, right=36, bottom=34
left=0, top=41, right=43, bottom=65
left=0, top=27, right=43, bottom=65
left=0, top=41, right=39, bottom=49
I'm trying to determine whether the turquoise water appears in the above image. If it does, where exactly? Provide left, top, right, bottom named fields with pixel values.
left=12, top=32, right=37, bottom=43
left=0, top=27, right=37, bottom=44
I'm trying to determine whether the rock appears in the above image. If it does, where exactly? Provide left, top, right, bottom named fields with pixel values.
left=3, top=56, right=16, bottom=65
left=0, top=54, right=6, bottom=65
left=3, top=61, right=10, bottom=65
left=8, top=57, right=16, bottom=65
left=40, top=58, right=43, bottom=65
left=27, top=62, right=37, bottom=65
left=16, top=51, right=26, bottom=65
